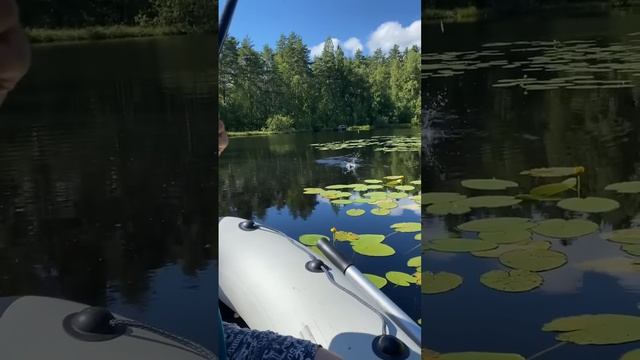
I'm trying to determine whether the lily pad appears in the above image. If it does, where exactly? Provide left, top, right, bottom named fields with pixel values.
left=352, top=235, right=395, bottom=257
left=376, top=200, right=399, bottom=209
left=426, top=202, right=472, bottom=215
left=602, top=229, right=640, bottom=244
left=365, top=191, right=388, bottom=199
left=299, top=234, right=329, bottom=246
left=346, top=208, right=365, bottom=217
left=364, top=179, right=383, bottom=184
left=461, top=178, right=519, bottom=190
left=622, top=244, right=640, bottom=256
left=480, top=269, right=543, bottom=292
left=457, top=217, right=533, bottom=232
left=530, top=178, right=577, bottom=197
left=395, top=185, right=415, bottom=191
left=407, top=256, right=421, bottom=267
left=386, top=271, right=417, bottom=286
left=331, top=199, right=353, bottom=205
left=364, top=274, right=387, bottom=289
left=520, top=167, right=584, bottom=177
left=422, top=272, right=463, bottom=294
left=457, top=195, right=522, bottom=208
left=472, top=241, right=551, bottom=258
left=542, top=314, right=640, bottom=345
left=410, top=180, right=421, bottom=185
left=366, top=184, right=384, bottom=190
left=478, top=229, right=531, bottom=244
left=605, top=181, right=640, bottom=194
left=621, top=349, right=640, bottom=360
left=533, top=219, right=599, bottom=239
left=414, top=233, right=421, bottom=241
left=499, top=248, right=568, bottom=272
left=303, top=188, right=325, bottom=195
left=325, top=184, right=351, bottom=190
left=335, top=231, right=359, bottom=241
left=354, top=197, right=372, bottom=204
left=429, top=238, right=498, bottom=253
left=387, top=192, right=409, bottom=199
left=439, top=353, right=524, bottom=360
left=391, top=222, right=421, bottom=233
left=384, top=175, right=404, bottom=181
left=557, top=197, right=620, bottom=213
left=422, top=192, right=467, bottom=204
left=371, top=208, right=390, bottom=216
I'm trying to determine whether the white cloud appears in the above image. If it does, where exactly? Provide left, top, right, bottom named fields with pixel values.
left=366, top=20, right=421, bottom=53
left=343, top=37, right=364, bottom=56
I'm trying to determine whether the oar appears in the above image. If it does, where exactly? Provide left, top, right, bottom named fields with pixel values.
left=316, top=238, right=421, bottom=346
left=219, top=0, right=239, bottom=56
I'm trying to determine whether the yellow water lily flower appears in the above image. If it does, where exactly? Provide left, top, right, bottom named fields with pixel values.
left=330, top=227, right=337, bottom=233
left=574, top=166, right=585, bottom=175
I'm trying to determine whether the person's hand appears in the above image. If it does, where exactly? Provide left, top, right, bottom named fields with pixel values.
left=219, top=120, right=229, bottom=156
left=0, top=0, right=30, bottom=106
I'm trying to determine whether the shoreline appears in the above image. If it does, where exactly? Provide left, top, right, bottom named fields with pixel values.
left=425, top=2, right=640, bottom=23
left=25, top=25, right=209, bottom=44
left=228, top=124, right=418, bottom=138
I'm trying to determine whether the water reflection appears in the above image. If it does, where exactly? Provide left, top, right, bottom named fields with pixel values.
left=0, top=36, right=217, bottom=348
left=423, top=15, right=640, bottom=358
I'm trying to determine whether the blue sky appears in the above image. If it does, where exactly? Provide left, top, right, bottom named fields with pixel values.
left=219, top=0, right=420, bottom=57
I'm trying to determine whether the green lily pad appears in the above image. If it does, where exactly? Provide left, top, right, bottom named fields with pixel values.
left=352, top=235, right=395, bottom=257
left=391, top=222, right=421, bottom=233
left=457, top=195, right=522, bottom=208
left=395, top=185, right=415, bottom=191
left=365, top=191, right=388, bottom=199
left=516, top=193, right=565, bottom=202
left=439, top=353, right=524, bottom=360
left=346, top=208, right=365, bottom=217
left=364, top=179, right=383, bottom=184
left=543, top=314, right=640, bottom=345
left=387, top=192, right=409, bottom=199
left=331, top=199, right=353, bottom=205
left=605, top=181, right=640, bottom=194
left=303, top=188, right=325, bottom=194
left=461, top=179, right=519, bottom=190
left=325, top=184, right=351, bottom=190
left=478, top=230, right=531, bottom=244
left=366, top=184, right=384, bottom=190
left=422, top=272, right=463, bottom=294
left=414, top=233, right=421, bottom=241
left=472, top=241, right=551, bottom=258
left=352, top=185, right=369, bottom=192
left=457, top=217, right=533, bottom=232
left=354, top=197, right=371, bottom=204
left=602, top=229, right=640, bottom=244
left=422, top=192, right=467, bottom=204
left=385, top=271, right=417, bottom=286
left=426, top=202, right=472, bottom=215
left=557, top=197, right=620, bottom=213
left=410, top=180, right=421, bottom=185
left=480, top=269, right=543, bottom=292
left=499, top=248, right=568, bottom=272
left=371, top=208, right=390, bottom=216
left=407, top=256, right=421, bottom=267
left=335, top=231, right=359, bottom=241
left=364, top=274, right=387, bottom=289
left=520, top=167, right=583, bottom=177
left=384, top=175, right=404, bottom=181
left=530, top=178, right=577, bottom=197
left=621, top=349, right=640, bottom=360
left=299, top=234, right=329, bottom=246
left=622, top=244, right=640, bottom=256
left=533, top=219, right=599, bottom=239
left=429, top=238, right=498, bottom=253
left=376, top=200, right=399, bottom=209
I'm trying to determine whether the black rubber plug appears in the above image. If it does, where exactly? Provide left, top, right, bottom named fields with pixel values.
left=63, top=307, right=126, bottom=341
left=371, top=334, right=410, bottom=360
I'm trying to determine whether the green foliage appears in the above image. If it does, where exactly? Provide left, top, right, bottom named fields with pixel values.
left=220, top=34, right=421, bottom=132
left=264, top=114, right=295, bottom=132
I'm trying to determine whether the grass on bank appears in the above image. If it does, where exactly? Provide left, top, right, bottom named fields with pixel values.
left=228, top=124, right=416, bottom=138
left=26, top=25, right=186, bottom=44
left=425, top=1, right=640, bottom=23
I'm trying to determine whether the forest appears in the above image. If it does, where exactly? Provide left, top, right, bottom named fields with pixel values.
left=18, top=0, right=216, bottom=38
left=219, top=34, right=421, bottom=132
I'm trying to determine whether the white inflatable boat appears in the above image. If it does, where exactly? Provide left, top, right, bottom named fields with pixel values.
left=0, top=295, right=216, bottom=359
left=218, top=216, right=421, bottom=360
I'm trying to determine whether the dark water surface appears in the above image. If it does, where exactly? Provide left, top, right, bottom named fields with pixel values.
left=0, top=36, right=217, bottom=349
left=424, top=14, right=640, bottom=359
left=218, top=130, right=422, bottom=321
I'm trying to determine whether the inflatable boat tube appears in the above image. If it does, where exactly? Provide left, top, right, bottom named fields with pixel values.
left=218, top=216, right=421, bottom=360
left=0, top=296, right=215, bottom=359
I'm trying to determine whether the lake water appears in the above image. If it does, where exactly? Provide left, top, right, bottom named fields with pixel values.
left=218, top=129, right=422, bottom=321
left=423, top=13, right=640, bottom=359
left=0, top=35, right=217, bottom=349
